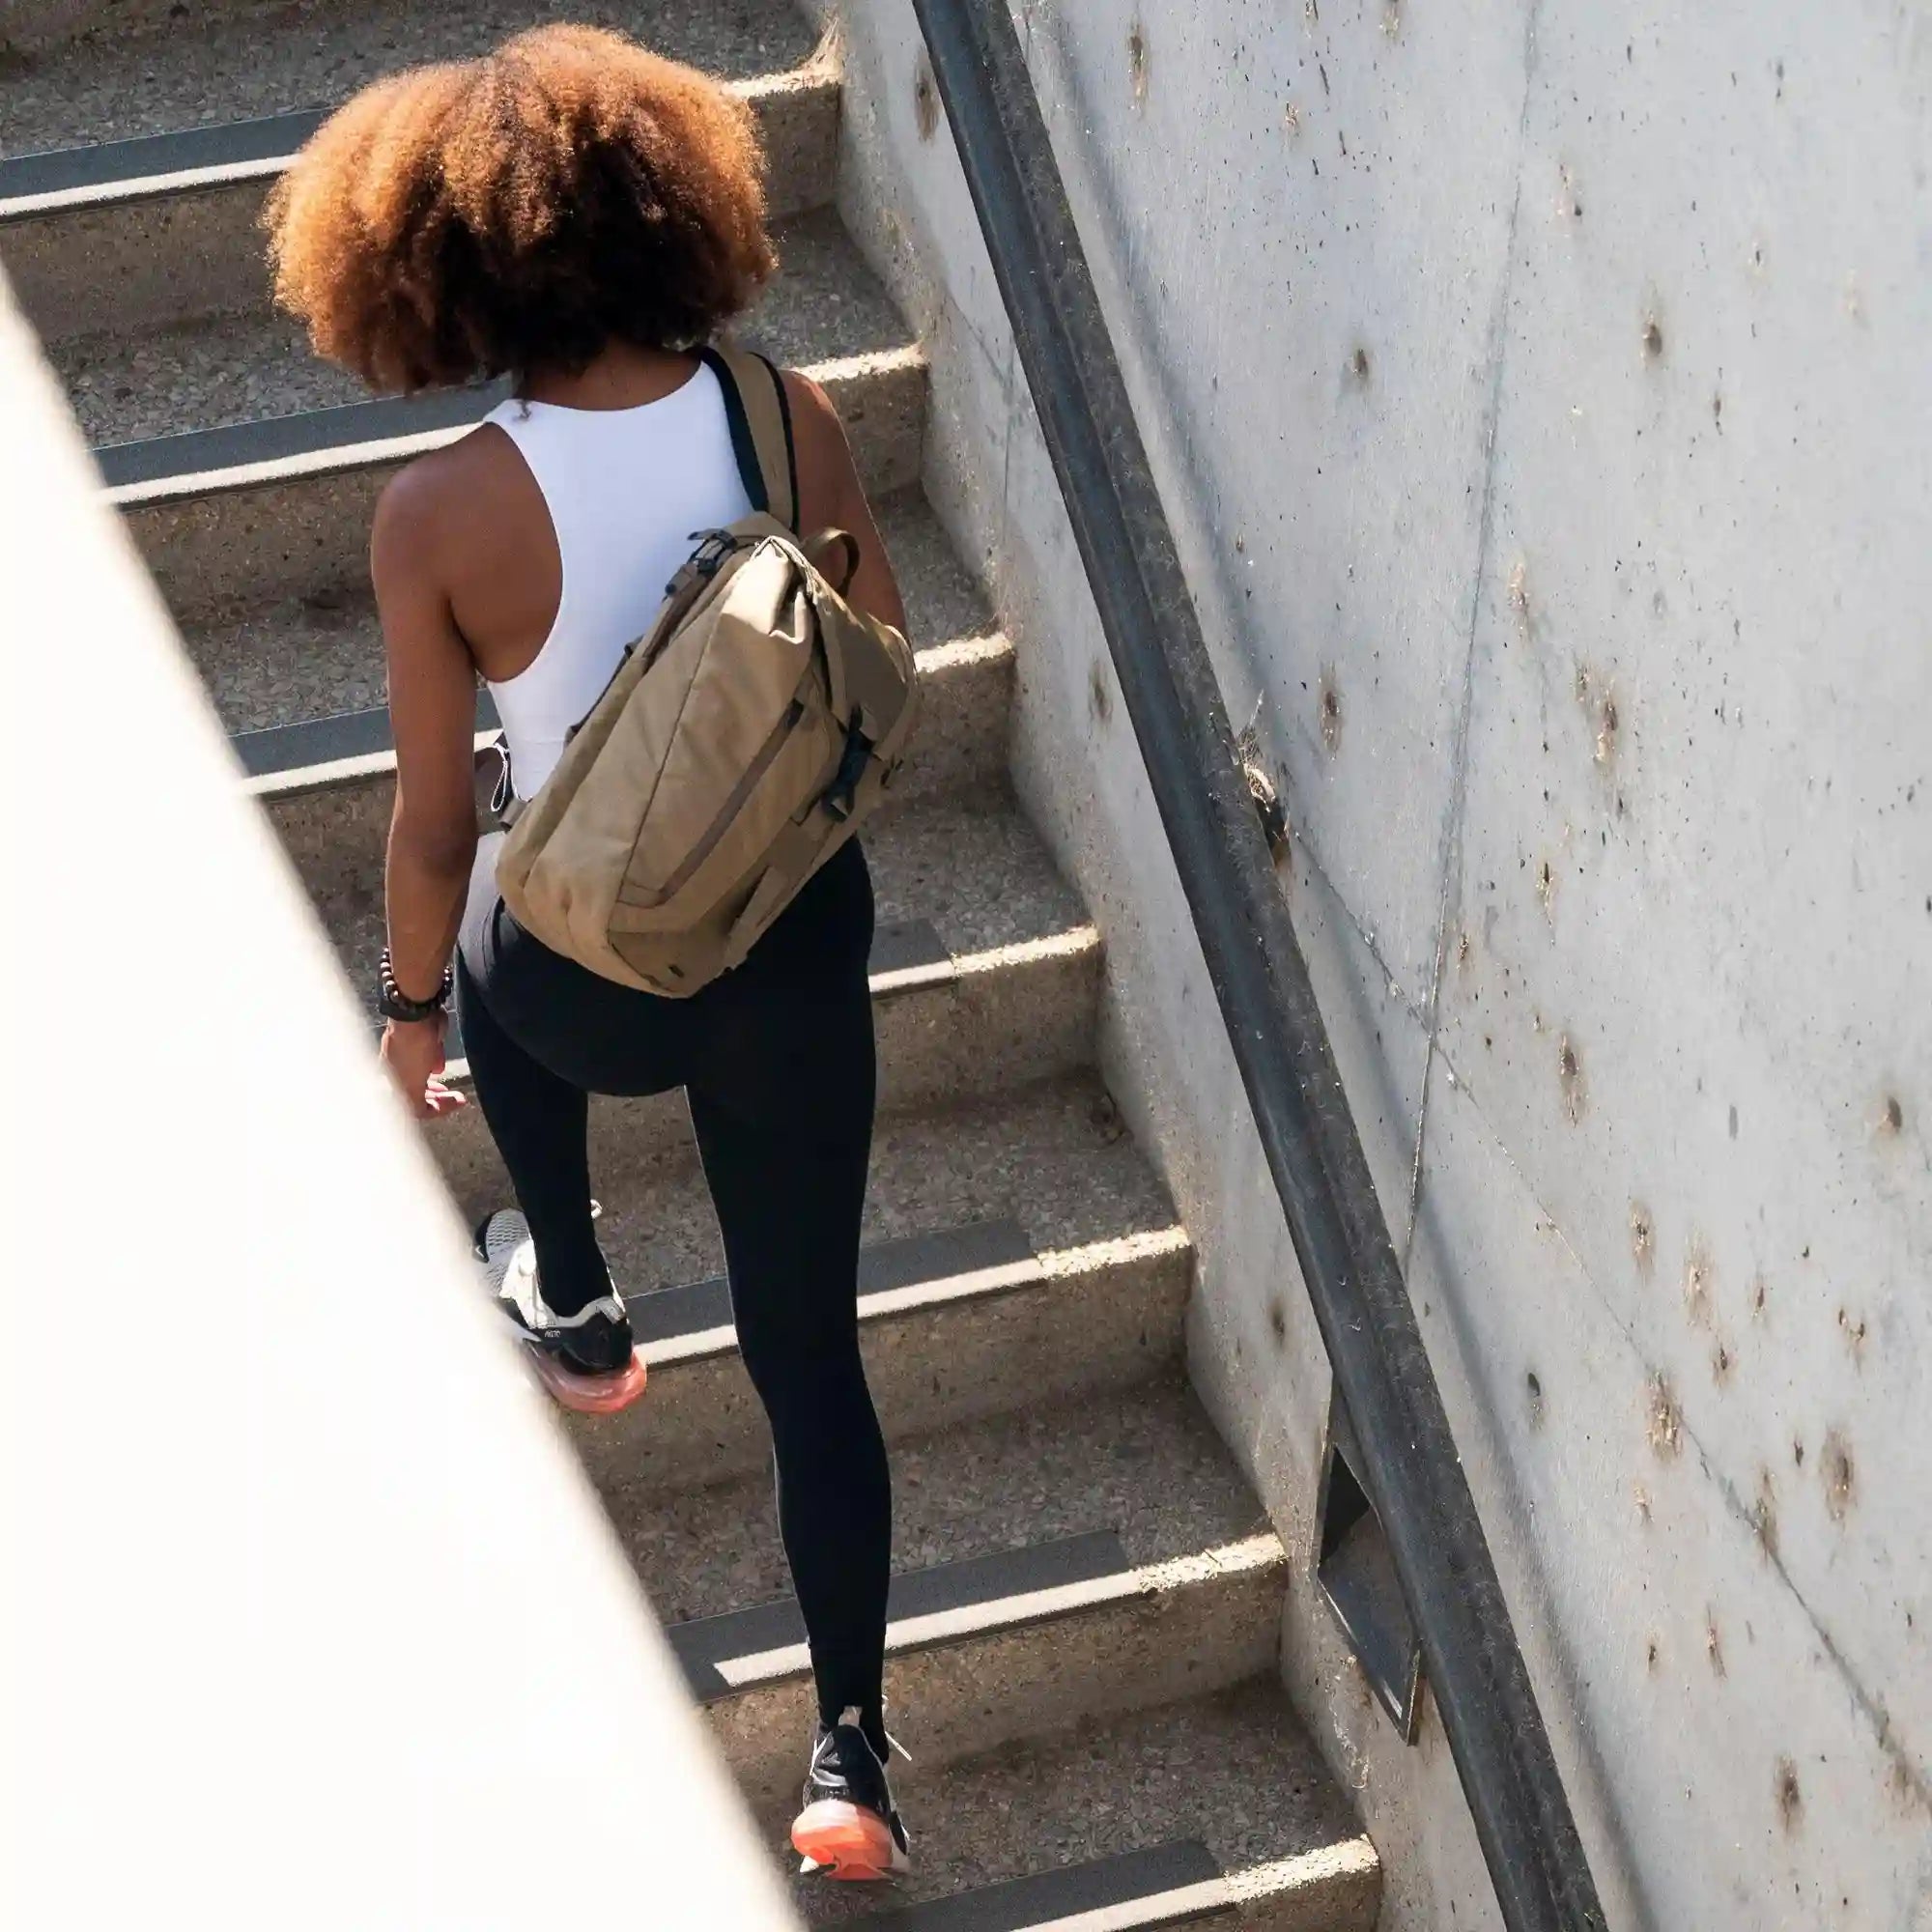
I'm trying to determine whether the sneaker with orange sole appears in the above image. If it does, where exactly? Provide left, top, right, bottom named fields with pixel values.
left=473, top=1209, right=646, bottom=1415
left=792, top=1709, right=912, bottom=1883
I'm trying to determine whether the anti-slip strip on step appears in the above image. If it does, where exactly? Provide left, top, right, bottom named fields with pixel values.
left=627, top=1218, right=1034, bottom=1345
left=97, top=382, right=508, bottom=497
left=668, top=1527, right=1135, bottom=1701
left=638, top=1211, right=1040, bottom=1372
left=855, top=1839, right=1231, bottom=1932
left=234, top=691, right=499, bottom=781
left=0, top=108, right=327, bottom=216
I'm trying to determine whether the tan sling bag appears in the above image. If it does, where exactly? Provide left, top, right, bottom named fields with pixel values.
left=494, top=342, right=919, bottom=996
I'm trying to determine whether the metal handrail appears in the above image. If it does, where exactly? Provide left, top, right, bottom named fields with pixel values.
left=907, top=5, right=1607, bottom=1926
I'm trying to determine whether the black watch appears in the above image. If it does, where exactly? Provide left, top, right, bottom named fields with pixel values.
left=378, top=947, right=453, bottom=1024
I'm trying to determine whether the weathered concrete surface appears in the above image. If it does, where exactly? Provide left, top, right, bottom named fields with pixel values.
left=812, top=1, right=1932, bottom=1926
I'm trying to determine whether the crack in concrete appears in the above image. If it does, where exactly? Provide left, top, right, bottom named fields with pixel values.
left=1404, top=0, right=1545, bottom=1272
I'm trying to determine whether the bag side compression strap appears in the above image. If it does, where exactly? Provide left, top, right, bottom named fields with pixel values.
left=701, top=340, right=799, bottom=532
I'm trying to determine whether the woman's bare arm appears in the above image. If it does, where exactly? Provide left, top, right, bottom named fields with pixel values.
left=782, top=371, right=909, bottom=637
left=371, top=459, right=481, bottom=1015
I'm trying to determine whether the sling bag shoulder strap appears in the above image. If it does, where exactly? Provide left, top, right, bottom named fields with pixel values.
left=699, top=338, right=799, bottom=533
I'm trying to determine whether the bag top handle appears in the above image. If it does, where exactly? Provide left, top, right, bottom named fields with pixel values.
left=699, top=339, right=798, bottom=533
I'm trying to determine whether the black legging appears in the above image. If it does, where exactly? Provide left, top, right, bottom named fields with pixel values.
left=456, top=836, right=891, bottom=1736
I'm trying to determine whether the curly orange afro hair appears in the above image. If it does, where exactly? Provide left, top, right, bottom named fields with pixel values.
left=266, top=25, right=777, bottom=392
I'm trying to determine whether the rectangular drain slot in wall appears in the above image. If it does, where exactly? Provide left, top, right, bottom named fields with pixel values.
left=1316, top=1385, right=1424, bottom=1743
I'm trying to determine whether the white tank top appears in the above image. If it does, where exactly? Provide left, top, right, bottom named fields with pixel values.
left=480, top=363, right=754, bottom=798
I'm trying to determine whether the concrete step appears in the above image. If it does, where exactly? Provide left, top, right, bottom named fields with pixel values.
left=0, top=0, right=834, bottom=339
left=414, top=800, right=1106, bottom=1212
left=641, top=1380, right=1284, bottom=1808
left=784, top=1688, right=1380, bottom=1930
left=213, top=483, right=1005, bottom=746
left=557, top=1076, right=1190, bottom=1495
left=84, top=213, right=923, bottom=619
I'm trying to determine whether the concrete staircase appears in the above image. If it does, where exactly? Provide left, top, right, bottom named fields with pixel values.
left=2, top=5, right=1381, bottom=1924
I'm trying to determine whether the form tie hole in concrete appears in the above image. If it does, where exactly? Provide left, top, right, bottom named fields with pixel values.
left=1630, top=1201, right=1655, bottom=1274
left=1822, top=1432, right=1855, bottom=1520
left=1508, top=557, right=1531, bottom=636
left=1089, top=658, right=1113, bottom=725
left=1646, top=1375, right=1682, bottom=1459
left=1643, top=316, right=1665, bottom=360
left=1558, top=1036, right=1585, bottom=1121
left=913, top=56, right=939, bottom=141
left=1753, top=1469, right=1779, bottom=1557
left=1127, top=22, right=1150, bottom=104
left=1683, top=1246, right=1713, bottom=1326
left=1319, top=676, right=1343, bottom=753
left=1596, top=695, right=1620, bottom=766
left=1838, top=1306, right=1868, bottom=1363
left=1776, top=1759, right=1803, bottom=1833
left=1879, top=1093, right=1904, bottom=1136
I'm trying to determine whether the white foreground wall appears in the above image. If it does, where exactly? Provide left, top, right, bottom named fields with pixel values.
left=811, top=3, right=1931, bottom=1926
left=0, top=273, right=797, bottom=1932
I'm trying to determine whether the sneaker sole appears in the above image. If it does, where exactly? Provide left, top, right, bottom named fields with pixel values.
left=792, top=1800, right=909, bottom=1883
left=526, top=1347, right=648, bottom=1416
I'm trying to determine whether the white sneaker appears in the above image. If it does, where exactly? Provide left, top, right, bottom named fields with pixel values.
left=472, top=1209, right=633, bottom=1376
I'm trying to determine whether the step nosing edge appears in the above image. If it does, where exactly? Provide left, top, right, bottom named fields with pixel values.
left=848, top=1838, right=1231, bottom=1932
left=0, top=71, right=831, bottom=222
left=104, top=343, right=921, bottom=505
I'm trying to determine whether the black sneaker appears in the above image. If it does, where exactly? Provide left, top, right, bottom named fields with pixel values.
left=473, top=1209, right=634, bottom=1375
left=791, top=1708, right=912, bottom=1882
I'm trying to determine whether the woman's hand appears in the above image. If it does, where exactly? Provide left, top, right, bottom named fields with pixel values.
left=380, top=1014, right=469, bottom=1121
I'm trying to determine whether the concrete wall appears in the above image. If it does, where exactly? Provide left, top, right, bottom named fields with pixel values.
left=0, top=270, right=799, bottom=1932
left=809, top=3, right=1932, bottom=1926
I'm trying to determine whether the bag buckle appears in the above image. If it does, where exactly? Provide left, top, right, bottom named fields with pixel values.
left=821, top=721, right=874, bottom=823
left=665, top=529, right=744, bottom=600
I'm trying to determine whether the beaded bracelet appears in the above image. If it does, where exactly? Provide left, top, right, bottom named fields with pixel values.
left=378, top=946, right=453, bottom=1024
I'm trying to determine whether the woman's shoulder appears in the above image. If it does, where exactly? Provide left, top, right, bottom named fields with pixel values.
left=779, top=368, right=863, bottom=514
left=371, top=419, right=526, bottom=577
